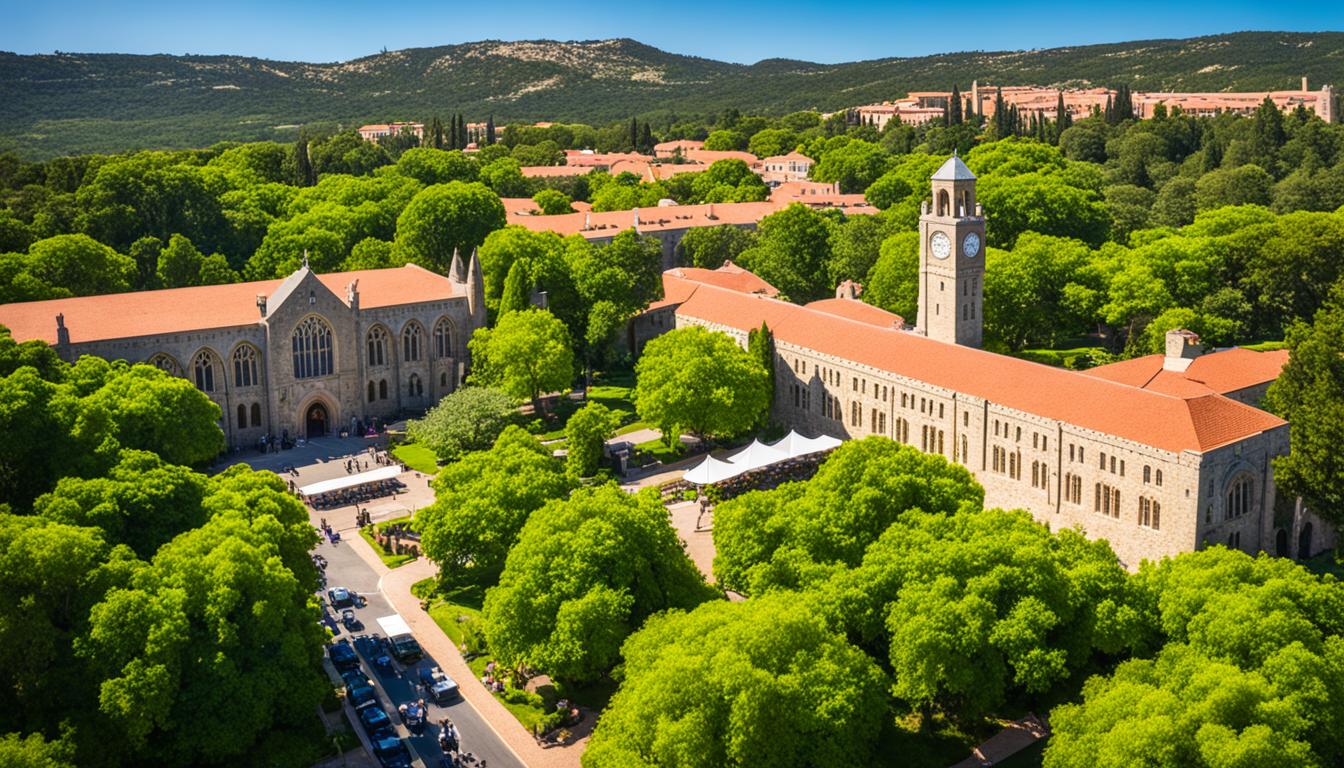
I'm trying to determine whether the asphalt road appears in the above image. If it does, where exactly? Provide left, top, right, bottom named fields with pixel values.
left=317, top=535, right=524, bottom=768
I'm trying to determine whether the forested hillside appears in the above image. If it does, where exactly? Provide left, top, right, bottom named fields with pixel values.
left=2, top=31, right=1343, bottom=157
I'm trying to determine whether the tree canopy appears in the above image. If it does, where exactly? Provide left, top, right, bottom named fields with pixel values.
left=407, top=385, right=516, bottom=462
left=468, top=308, right=574, bottom=411
left=634, top=326, right=770, bottom=443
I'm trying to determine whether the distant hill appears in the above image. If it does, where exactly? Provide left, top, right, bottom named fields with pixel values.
left=2, top=32, right=1342, bottom=158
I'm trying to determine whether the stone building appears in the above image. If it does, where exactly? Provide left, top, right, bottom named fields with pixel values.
left=639, top=158, right=1333, bottom=567
left=0, top=256, right=486, bottom=449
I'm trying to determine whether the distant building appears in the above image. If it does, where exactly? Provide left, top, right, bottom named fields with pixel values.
left=654, top=140, right=705, bottom=158
left=854, top=77, right=1337, bottom=126
left=759, top=152, right=814, bottom=185
left=357, top=122, right=425, bottom=141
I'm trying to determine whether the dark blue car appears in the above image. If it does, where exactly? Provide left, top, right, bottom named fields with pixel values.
left=327, top=640, right=359, bottom=670
left=342, top=670, right=377, bottom=709
left=369, top=728, right=412, bottom=768
left=357, top=703, right=392, bottom=735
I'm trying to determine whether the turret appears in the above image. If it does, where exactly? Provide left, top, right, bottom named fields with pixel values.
left=449, top=248, right=465, bottom=284
left=346, top=279, right=360, bottom=311
left=466, top=247, right=485, bottom=327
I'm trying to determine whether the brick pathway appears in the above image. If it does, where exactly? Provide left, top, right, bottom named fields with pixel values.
left=346, top=534, right=584, bottom=768
left=949, top=714, right=1050, bottom=768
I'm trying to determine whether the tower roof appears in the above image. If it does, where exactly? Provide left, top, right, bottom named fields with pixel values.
left=931, top=154, right=976, bottom=181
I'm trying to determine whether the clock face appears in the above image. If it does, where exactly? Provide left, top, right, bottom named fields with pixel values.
left=962, top=232, right=981, bottom=258
left=930, top=232, right=951, bottom=259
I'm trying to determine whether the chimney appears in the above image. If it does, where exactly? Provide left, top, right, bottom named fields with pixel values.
left=55, top=313, right=70, bottom=347
left=583, top=213, right=591, bottom=231
left=835, top=280, right=863, bottom=300
left=1163, top=328, right=1202, bottom=372
left=346, top=279, right=360, bottom=310
left=1303, top=76, right=1309, bottom=91
left=256, top=295, right=268, bottom=317
left=707, top=203, right=716, bottom=220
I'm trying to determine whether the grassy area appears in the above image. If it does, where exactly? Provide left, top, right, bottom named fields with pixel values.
left=634, top=435, right=685, bottom=463
left=357, top=515, right=419, bottom=568
left=391, top=442, right=440, bottom=475
left=1242, top=339, right=1287, bottom=352
left=1013, top=346, right=1111, bottom=370
left=525, top=369, right=648, bottom=441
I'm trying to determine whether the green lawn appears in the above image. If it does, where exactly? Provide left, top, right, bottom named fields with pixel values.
left=525, top=369, right=648, bottom=441
left=1241, top=339, right=1287, bottom=352
left=391, top=442, right=440, bottom=475
left=357, top=516, right=419, bottom=568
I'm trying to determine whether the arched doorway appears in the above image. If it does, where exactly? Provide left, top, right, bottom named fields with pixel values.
left=304, top=401, right=329, bottom=438
left=1275, top=528, right=1288, bottom=557
left=1298, top=522, right=1313, bottom=560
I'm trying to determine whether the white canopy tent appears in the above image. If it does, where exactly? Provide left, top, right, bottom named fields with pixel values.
left=683, top=455, right=742, bottom=485
left=682, top=431, right=843, bottom=485
left=299, top=465, right=401, bottom=497
left=768, top=431, right=842, bottom=457
left=723, top=439, right=790, bottom=472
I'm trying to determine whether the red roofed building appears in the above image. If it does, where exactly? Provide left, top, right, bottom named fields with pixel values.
left=637, top=166, right=1330, bottom=567
left=0, top=260, right=487, bottom=449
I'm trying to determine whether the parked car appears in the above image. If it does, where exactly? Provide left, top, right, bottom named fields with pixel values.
left=342, top=670, right=377, bottom=708
left=356, top=703, right=392, bottom=735
left=388, top=633, right=422, bottom=663
left=327, top=639, right=359, bottom=671
left=354, top=634, right=395, bottom=673
left=369, top=729, right=412, bottom=768
left=341, top=609, right=362, bottom=631
left=418, top=666, right=459, bottom=703
left=327, top=587, right=355, bottom=608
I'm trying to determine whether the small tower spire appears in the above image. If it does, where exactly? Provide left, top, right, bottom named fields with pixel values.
left=301, top=249, right=310, bottom=270
left=465, top=247, right=485, bottom=328
left=449, top=248, right=465, bottom=283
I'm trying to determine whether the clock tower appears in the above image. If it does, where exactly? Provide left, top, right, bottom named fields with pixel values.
left=917, top=153, right=985, bottom=347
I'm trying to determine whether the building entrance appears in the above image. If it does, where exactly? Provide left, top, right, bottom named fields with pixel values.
left=304, top=402, right=329, bottom=438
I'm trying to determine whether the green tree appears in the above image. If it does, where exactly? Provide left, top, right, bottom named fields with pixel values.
left=478, top=157, right=531, bottom=197
left=737, top=204, right=837, bottom=301
left=1264, top=283, right=1344, bottom=527
left=155, top=233, right=206, bottom=288
left=498, top=259, right=532, bottom=317
left=483, top=485, right=716, bottom=682
left=407, top=386, right=516, bottom=462
left=25, top=234, right=135, bottom=296
left=581, top=594, right=889, bottom=768
left=976, top=173, right=1110, bottom=248
left=747, top=128, right=797, bottom=158
left=703, top=130, right=746, bottom=151
left=983, top=234, right=1094, bottom=349
left=84, top=364, right=225, bottom=467
left=82, top=473, right=325, bottom=766
left=414, top=426, right=573, bottom=586
left=395, top=148, right=479, bottom=185
left=469, top=308, right=574, bottom=413
left=812, top=140, right=893, bottom=193
left=862, top=232, right=920, bottom=323
left=712, top=437, right=983, bottom=594
left=395, top=182, right=506, bottom=273
left=676, top=224, right=755, bottom=269
left=531, top=189, right=573, bottom=215
left=827, top=214, right=891, bottom=286
left=0, top=732, right=75, bottom=768
left=634, top=326, right=770, bottom=443
left=341, top=237, right=397, bottom=270
left=1194, top=164, right=1274, bottom=210
left=478, top=227, right=566, bottom=310
left=746, top=322, right=775, bottom=425
left=563, top=402, right=620, bottom=478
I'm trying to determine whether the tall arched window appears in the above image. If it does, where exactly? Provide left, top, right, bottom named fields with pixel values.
left=408, top=373, right=423, bottom=397
left=192, top=349, right=219, bottom=392
left=1226, top=475, right=1253, bottom=519
left=291, top=316, right=334, bottom=379
left=232, top=344, right=259, bottom=388
left=368, top=381, right=376, bottom=402
left=250, top=403, right=261, bottom=427
left=402, top=322, right=424, bottom=362
left=367, top=326, right=389, bottom=367
left=433, top=317, right=454, bottom=359
left=379, top=379, right=388, bottom=400
left=237, top=404, right=247, bottom=428
left=148, top=353, right=181, bottom=377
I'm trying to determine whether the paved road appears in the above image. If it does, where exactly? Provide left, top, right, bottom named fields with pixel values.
left=318, top=534, right=523, bottom=768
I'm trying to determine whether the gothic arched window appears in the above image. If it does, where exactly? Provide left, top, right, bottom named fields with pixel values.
left=148, top=353, right=181, bottom=377
left=250, top=403, right=261, bottom=427
left=379, top=379, right=388, bottom=400
left=291, top=316, right=334, bottom=379
left=232, top=344, right=259, bottom=388
left=237, top=404, right=247, bottom=428
left=368, top=381, right=376, bottom=402
left=1226, top=475, right=1253, bottom=519
left=367, top=326, right=389, bottom=367
left=402, top=322, right=424, bottom=362
left=192, top=349, right=219, bottom=392
left=408, top=373, right=423, bottom=397
left=433, top=317, right=454, bottom=359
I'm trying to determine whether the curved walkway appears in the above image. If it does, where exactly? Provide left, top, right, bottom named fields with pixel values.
left=347, top=533, right=585, bottom=768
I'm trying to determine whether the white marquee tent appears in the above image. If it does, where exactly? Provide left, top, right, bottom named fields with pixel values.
left=299, top=465, right=401, bottom=497
left=682, top=431, right=843, bottom=485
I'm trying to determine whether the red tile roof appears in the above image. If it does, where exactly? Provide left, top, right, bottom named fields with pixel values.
left=666, top=263, right=779, bottom=297
left=803, top=298, right=904, bottom=328
left=668, top=275, right=1285, bottom=453
left=0, top=265, right=459, bottom=345
left=1082, top=347, right=1290, bottom=397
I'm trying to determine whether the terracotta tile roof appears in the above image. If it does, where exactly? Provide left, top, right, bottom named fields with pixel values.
left=654, top=140, right=704, bottom=152
left=519, top=165, right=591, bottom=178
left=684, top=150, right=761, bottom=166
left=1082, top=348, right=1290, bottom=397
left=762, top=152, right=813, bottom=164
left=0, top=265, right=459, bottom=345
left=669, top=276, right=1285, bottom=453
left=666, top=263, right=779, bottom=297
left=507, top=200, right=784, bottom=238
left=803, top=298, right=904, bottom=328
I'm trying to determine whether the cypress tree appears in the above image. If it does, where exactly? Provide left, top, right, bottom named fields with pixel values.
left=486, top=114, right=496, bottom=145
left=746, top=321, right=775, bottom=426
left=965, top=97, right=976, bottom=126
left=293, top=135, right=314, bottom=187
left=499, top=260, right=532, bottom=316
left=429, top=117, right=445, bottom=149
left=629, top=117, right=639, bottom=151
left=1104, top=93, right=1114, bottom=125
left=949, top=84, right=963, bottom=125
left=639, top=122, right=654, bottom=154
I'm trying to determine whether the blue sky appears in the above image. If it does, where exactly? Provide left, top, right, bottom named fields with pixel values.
left=3, top=0, right=1340, bottom=64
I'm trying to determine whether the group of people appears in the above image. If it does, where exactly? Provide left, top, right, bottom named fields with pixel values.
left=437, top=718, right=461, bottom=755
left=305, top=478, right=405, bottom=510
left=479, top=660, right=506, bottom=693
